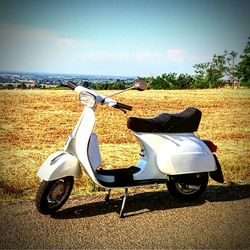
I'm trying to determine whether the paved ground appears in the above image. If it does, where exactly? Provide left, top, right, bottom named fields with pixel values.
left=0, top=184, right=249, bottom=249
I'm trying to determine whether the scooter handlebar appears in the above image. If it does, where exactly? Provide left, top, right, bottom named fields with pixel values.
left=74, top=85, right=132, bottom=111
left=113, top=102, right=133, bottom=111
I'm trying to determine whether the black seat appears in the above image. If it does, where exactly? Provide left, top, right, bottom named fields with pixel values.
left=127, top=107, right=202, bottom=133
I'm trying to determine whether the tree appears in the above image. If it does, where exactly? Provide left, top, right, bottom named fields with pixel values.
left=148, top=75, right=166, bottom=89
left=16, top=82, right=27, bottom=89
left=4, top=84, right=14, bottom=89
left=193, top=62, right=210, bottom=88
left=147, top=73, right=179, bottom=89
left=162, top=73, right=177, bottom=89
left=193, top=54, right=227, bottom=88
left=176, top=74, right=194, bottom=89
left=206, top=54, right=226, bottom=88
left=145, top=76, right=154, bottom=89
left=236, top=37, right=250, bottom=83
left=225, top=50, right=238, bottom=88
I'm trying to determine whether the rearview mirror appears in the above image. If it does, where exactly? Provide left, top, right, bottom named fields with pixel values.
left=132, top=79, right=148, bottom=91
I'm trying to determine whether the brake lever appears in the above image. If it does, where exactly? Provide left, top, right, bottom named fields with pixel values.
left=120, top=109, right=127, bottom=114
left=113, top=106, right=127, bottom=114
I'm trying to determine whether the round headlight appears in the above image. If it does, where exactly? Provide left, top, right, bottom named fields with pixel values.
left=79, top=92, right=96, bottom=107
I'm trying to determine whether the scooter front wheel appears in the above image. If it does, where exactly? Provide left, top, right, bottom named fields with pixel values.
left=166, top=173, right=208, bottom=201
left=35, top=176, right=74, bottom=215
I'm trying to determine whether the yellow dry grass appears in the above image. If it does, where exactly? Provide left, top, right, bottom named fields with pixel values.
left=0, top=89, right=249, bottom=200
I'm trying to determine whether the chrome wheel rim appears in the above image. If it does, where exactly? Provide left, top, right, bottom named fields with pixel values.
left=175, top=183, right=200, bottom=195
left=47, top=179, right=69, bottom=207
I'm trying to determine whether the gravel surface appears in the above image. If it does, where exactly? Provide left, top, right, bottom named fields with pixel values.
left=0, top=184, right=249, bottom=249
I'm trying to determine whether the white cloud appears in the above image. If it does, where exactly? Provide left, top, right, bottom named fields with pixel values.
left=166, top=48, right=185, bottom=62
left=79, top=49, right=186, bottom=64
left=135, top=51, right=162, bottom=62
left=78, top=51, right=132, bottom=61
left=78, top=50, right=166, bottom=64
left=0, top=23, right=93, bottom=50
left=0, top=23, right=94, bottom=72
left=56, top=37, right=93, bottom=49
left=0, top=24, right=188, bottom=75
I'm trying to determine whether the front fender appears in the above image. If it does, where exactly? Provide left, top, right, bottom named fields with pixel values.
left=37, top=151, right=82, bottom=181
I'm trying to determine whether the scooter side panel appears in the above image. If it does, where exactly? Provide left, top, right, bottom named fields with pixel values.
left=135, top=133, right=216, bottom=176
left=37, top=151, right=82, bottom=181
left=75, top=107, right=105, bottom=185
left=133, top=133, right=167, bottom=180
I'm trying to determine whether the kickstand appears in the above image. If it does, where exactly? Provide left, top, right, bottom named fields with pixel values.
left=120, top=188, right=128, bottom=218
left=105, top=189, right=111, bottom=205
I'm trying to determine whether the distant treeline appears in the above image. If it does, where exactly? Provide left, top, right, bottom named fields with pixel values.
left=89, top=37, right=250, bottom=90
left=0, top=83, right=57, bottom=90
left=1, top=37, right=249, bottom=90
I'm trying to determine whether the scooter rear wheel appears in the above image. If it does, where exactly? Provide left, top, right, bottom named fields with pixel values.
left=36, top=176, right=74, bottom=215
left=166, top=173, right=208, bottom=201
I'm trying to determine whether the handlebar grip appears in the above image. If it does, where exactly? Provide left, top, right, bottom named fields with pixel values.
left=61, top=81, right=78, bottom=90
left=113, top=102, right=132, bottom=111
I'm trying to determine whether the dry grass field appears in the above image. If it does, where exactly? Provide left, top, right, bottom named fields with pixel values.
left=0, top=88, right=249, bottom=200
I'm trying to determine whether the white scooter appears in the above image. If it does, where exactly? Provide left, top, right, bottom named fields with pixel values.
left=36, top=79, right=224, bottom=217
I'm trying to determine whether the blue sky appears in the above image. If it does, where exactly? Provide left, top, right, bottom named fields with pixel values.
left=0, top=0, right=249, bottom=76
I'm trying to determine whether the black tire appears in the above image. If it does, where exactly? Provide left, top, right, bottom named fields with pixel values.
left=166, top=173, right=208, bottom=201
left=35, top=176, right=74, bottom=215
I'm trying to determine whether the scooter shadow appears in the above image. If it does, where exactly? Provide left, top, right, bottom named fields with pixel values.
left=51, top=184, right=250, bottom=219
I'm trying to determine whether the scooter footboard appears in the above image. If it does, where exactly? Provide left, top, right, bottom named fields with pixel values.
left=37, top=151, right=81, bottom=181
